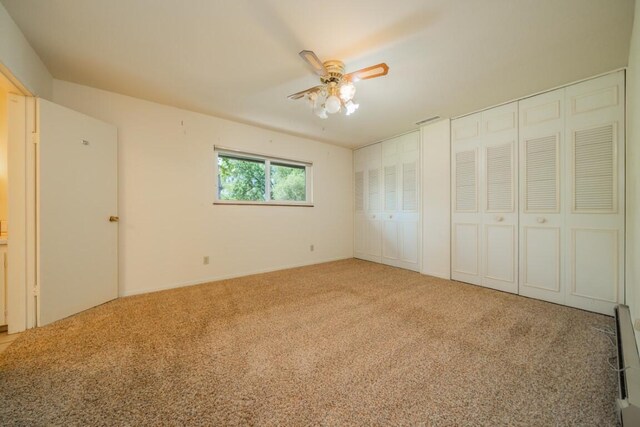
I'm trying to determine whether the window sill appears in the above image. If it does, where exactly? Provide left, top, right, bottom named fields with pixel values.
left=213, top=201, right=314, bottom=207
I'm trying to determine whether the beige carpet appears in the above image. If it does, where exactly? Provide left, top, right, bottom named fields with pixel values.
left=0, top=259, right=619, bottom=426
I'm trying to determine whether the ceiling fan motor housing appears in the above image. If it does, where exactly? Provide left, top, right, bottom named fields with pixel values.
left=321, top=60, right=346, bottom=84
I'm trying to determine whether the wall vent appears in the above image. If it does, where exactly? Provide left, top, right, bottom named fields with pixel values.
left=416, top=116, right=441, bottom=126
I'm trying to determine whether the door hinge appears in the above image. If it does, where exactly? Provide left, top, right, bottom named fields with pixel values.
left=32, top=284, right=40, bottom=297
left=32, top=132, right=39, bottom=145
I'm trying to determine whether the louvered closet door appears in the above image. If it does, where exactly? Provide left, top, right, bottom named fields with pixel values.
left=451, top=113, right=482, bottom=285
left=365, top=143, right=383, bottom=262
left=563, top=71, right=624, bottom=315
left=354, top=148, right=367, bottom=260
left=518, top=89, right=565, bottom=304
left=380, top=132, right=421, bottom=271
left=382, top=139, right=400, bottom=262
left=481, top=102, right=518, bottom=294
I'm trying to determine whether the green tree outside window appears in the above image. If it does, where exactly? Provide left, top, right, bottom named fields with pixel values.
left=217, top=155, right=307, bottom=202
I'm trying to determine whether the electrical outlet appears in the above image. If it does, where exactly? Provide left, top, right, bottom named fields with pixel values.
left=203, top=256, right=210, bottom=265
left=310, top=244, right=314, bottom=252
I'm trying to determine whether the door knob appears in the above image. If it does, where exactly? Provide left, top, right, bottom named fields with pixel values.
left=536, top=217, right=546, bottom=224
left=109, top=216, right=119, bottom=222
left=495, top=216, right=504, bottom=222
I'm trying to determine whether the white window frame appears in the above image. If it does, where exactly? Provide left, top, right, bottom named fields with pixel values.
left=213, top=146, right=314, bottom=206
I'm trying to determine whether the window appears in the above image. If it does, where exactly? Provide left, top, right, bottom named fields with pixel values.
left=214, top=147, right=313, bottom=206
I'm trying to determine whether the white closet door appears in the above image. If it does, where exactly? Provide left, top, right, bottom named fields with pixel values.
left=518, top=89, right=565, bottom=304
left=380, top=132, right=421, bottom=271
left=451, top=113, right=482, bottom=285
left=563, top=71, right=624, bottom=315
left=353, top=148, right=367, bottom=260
left=364, top=143, right=383, bottom=262
left=382, top=139, right=401, bottom=263
left=399, top=148, right=420, bottom=270
left=481, top=102, right=518, bottom=294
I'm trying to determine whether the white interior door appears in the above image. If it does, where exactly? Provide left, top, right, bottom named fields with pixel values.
left=380, top=132, right=420, bottom=271
left=518, top=89, right=565, bottom=304
left=364, top=144, right=383, bottom=262
left=353, top=149, right=367, bottom=260
left=451, top=113, right=482, bottom=285
left=481, top=103, right=518, bottom=294
left=38, top=99, right=118, bottom=326
left=563, top=71, right=625, bottom=315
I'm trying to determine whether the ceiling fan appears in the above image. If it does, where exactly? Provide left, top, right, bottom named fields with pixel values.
left=288, top=50, right=389, bottom=119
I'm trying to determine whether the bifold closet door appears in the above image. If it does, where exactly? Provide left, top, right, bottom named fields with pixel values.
left=518, top=89, right=565, bottom=305
left=381, top=132, right=420, bottom=272
left=354, top=148, right=367, bottom=260
left=481, top=103, right=518, bottom=294
left=365, top=143, right=383, bottom=261
left=451, top=104, right=518, bottom=293
left=451, top=113, right=482, bottom=285
left=353, top=143, right=383, bottom=263
left=563, top=71, right=624, bottom=315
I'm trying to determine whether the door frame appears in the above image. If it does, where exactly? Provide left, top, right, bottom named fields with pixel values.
left=4, top=65, right=38, bottom=333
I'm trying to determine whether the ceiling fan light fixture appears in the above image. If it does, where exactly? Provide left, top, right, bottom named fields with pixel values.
left=289, top=50, right=389, bottom=119
left=339, top=82, right=356, bottom=102
left=314, top=105, right=328, bottom=119
left=345, top=100, right=359, bottom=116
left=325, top=95, right=342, bottom=114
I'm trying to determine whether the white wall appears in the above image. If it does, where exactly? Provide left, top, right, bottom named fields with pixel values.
left=0, top=2, right=52, bottom=98
left=421, top=120, right=451, bottom=279
left=52, top=80, right=353, bottom=296
left=627, top=0, right=640, bottom=341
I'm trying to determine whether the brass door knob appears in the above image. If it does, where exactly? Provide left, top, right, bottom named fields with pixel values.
left=109, top=216, right=119, bottom=222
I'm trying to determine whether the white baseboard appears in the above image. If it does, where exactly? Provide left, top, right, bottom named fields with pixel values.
left=421, top=270, right=451, bottom=280
left=119, top=256, right=352, bottom=297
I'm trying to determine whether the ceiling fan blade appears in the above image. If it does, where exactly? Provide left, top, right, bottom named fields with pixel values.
left=344, top=63, right=389, bottom=82
left=287, top=85, right=324, bottom=100
left=299, top=50, right=328, bottom=76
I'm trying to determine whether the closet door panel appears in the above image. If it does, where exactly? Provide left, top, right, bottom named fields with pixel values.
left=518, top=89, right=565, bottom=304
left=451, top=113, right=482, bottom=285
left=484, top=224, right=515, bottom=283
left=354, top=214, right=366, bottom=256
left=453, top=223, right=479, bottom=276
left=366, top=144, right=383, bottom=261
left=481, top=102, right=518, bottom=293
left=365, top=214, right=383, bottom=258
left=382, top=219, right=400, bottom=261
left=381, top=132, right=421, bottom=272
left=570, top=228, right=618, bottom=303
left=401, top=220, right=419, bottom=265
left=564, top=71, right=624, bottom=315
left=522, top=226, right=560, bottom=292
left=368, top=167, right=382, bottom=212
left=353, top=149, right=368, bottom=260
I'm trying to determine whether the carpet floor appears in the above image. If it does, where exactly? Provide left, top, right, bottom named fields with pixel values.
left=0, top=259, right=618, bottom=426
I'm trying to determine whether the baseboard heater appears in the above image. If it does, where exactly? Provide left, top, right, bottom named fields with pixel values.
left=615, top=305, right=640, bottom=425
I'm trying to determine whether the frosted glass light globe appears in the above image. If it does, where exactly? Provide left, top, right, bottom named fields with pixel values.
left=325, top=95, right=341, bottom=114
left=340, top=83, right=356, bottom=102
left=314, top=105, right=328, bottom=119
left=345, top=100, right=359, bottom=116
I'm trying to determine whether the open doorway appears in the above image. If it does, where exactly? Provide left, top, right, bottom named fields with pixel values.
left=1, top=66, right=118, bottom=337
left=0, top=66, right=37, bottom=336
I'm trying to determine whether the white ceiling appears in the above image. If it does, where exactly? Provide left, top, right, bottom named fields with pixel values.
left=1, top=0, right=635, bottom=148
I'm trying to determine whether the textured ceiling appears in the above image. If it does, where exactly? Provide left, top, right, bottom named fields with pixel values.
left=1, top=0, right=635, bottom=147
